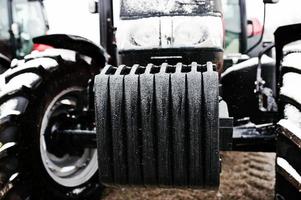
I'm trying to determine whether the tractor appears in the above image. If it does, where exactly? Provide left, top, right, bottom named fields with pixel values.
left=0, top=0, right=49, bottom=73
left=0, top=0, right=301, bottom=199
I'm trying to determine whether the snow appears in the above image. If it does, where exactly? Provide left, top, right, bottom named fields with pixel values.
left=278, top=119, right=301, bottom=141
left=219, top=100, right=229, bottom=118
left=277, top=157, right=301, bottom=184
left=27, top=49, right=76, bottom=63
left=283, top=41, right=301, bottom=53
left=0, top=73, right=40, bottom=95
left=0, top=142, right=16, bottom=153
left=120, top=0, right=213, bottom=18
left=284, top=104, right=301, bottom=130
left=282, top=52, right=301, bottom=70
left=221, top=55, right=274, bottom=78
left=281, top=73, right=301, bottom=105
left=8, top=173, right=19, bottom=182
left=0, top=75, right=5, bottom=92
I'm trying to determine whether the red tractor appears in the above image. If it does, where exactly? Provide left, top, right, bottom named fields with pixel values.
left=0, top=0, right=49, bottom=73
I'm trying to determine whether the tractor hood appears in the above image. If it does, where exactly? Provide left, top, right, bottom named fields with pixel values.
left=114, top=0, right=223, bottom=52
left=116, top=16, right=223, bottom=51
left=119, top=0, right=222, bottom=19
left=113, top=0, right=224, bottom=67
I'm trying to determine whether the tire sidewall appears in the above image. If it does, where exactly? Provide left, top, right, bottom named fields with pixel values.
left=20, top=62, right=101, bottom=199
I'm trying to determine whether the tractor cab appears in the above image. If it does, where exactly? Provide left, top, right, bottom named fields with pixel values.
left=101, top=0, right=224, bottom=68
left=0, top=0, right=48, bottom=60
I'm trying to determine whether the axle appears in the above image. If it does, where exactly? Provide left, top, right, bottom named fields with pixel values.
left=50, top=118, right=275, bottom=152
left=52, top=129, right=97, bottom=149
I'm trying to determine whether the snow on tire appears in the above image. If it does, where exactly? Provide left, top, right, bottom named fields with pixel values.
left=0, top=49, right=104, bottom=200
left=276, top=51, right=301, bottom=199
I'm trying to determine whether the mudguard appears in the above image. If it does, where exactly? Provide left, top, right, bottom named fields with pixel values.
left=275, top=23, right=301, bottom=68
left=221, top=56, right=276, bottom=123
left=33, top=34, right=108, bottom=66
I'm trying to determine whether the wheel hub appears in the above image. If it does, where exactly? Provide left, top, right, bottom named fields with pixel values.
left=40, top=87, right=98, bottom=187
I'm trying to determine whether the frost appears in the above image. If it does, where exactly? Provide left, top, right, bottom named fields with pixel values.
left=277, top=157, right=301, bottom=184
left=120, top=0, right=216, bottom=18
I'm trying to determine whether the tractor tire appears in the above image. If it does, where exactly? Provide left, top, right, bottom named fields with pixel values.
left=95, top=62, right=220, bottom=188
left=0, top=64, right=6, bottom=74
left=276, top=51, right=301, bottom=199
left=0, top=54, right=10, bottom=74
left=0, top=49, right=103, bottom=200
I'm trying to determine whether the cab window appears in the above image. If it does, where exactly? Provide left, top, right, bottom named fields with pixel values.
left=12, top=0, right=47, bottom=56
left=0, top=0, right=10, bottom=40
left=223, top=0, right=242, bottom=54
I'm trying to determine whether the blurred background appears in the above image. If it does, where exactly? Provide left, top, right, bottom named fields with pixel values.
left=44, top=0, right=301, bottom=44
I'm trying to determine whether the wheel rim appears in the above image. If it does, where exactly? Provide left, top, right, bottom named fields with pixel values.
left=40, top=87, right=98, bottom=188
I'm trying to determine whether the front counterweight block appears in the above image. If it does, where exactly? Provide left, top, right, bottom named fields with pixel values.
left=94, top=62, right=220, bottom=188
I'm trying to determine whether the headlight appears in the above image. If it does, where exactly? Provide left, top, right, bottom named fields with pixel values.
left=172, top=16, right=224, bottom=48
left=116, top=18, right=160, bottom=50
left=173, top=22, right=208, bottom=46
left=129, top=21, right=159, bottom=47
left=116, top=16, right=223, bottom=51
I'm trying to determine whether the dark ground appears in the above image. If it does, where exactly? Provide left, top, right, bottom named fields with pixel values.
left=101, top=152, right=275, bottom=200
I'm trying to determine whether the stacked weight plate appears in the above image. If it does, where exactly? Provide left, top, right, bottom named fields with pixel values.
left=95, top=62, right=219, bottom=188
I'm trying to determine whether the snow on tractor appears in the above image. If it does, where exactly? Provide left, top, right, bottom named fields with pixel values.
left=0, top=0, right=301, bottom=199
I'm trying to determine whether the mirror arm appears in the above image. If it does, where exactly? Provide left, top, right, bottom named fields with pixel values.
left=255, top=43, right=275, bottom=111
left=246, top=3, right=266, bottom=54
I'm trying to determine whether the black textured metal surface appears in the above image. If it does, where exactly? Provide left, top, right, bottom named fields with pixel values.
left=124, top=65, right=142, bottom=184
left=95, top=62, right=219, bottom=187
left=171, top=63, right=188, bottom=186
left=203, top=62, right=220, bottom=187
left=155, top=63, right=173, bottom=185
left=187, top=62, right=204, bottom=185
left=140, top=64, right=157, bottom=185
left=95, top=65, right=114, bottom=183
left=109, top=65, right=128, bottom=184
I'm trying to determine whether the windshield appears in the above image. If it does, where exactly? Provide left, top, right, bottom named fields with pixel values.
left=223, top=0, right=241, bottom=53
left=0, top=0, right=10, bottom=40
left=12, top=0, right=48, bottom=56
left=12, top=0, right=48, bottom=38
left=120, top=0, right=222, bottom=19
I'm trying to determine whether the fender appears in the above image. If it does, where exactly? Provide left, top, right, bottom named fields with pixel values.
left=221, top=56, right=276, bottom=124
left=0, top=53, right=11, bottom=72
left=33, top=34, right=108, bottom=66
